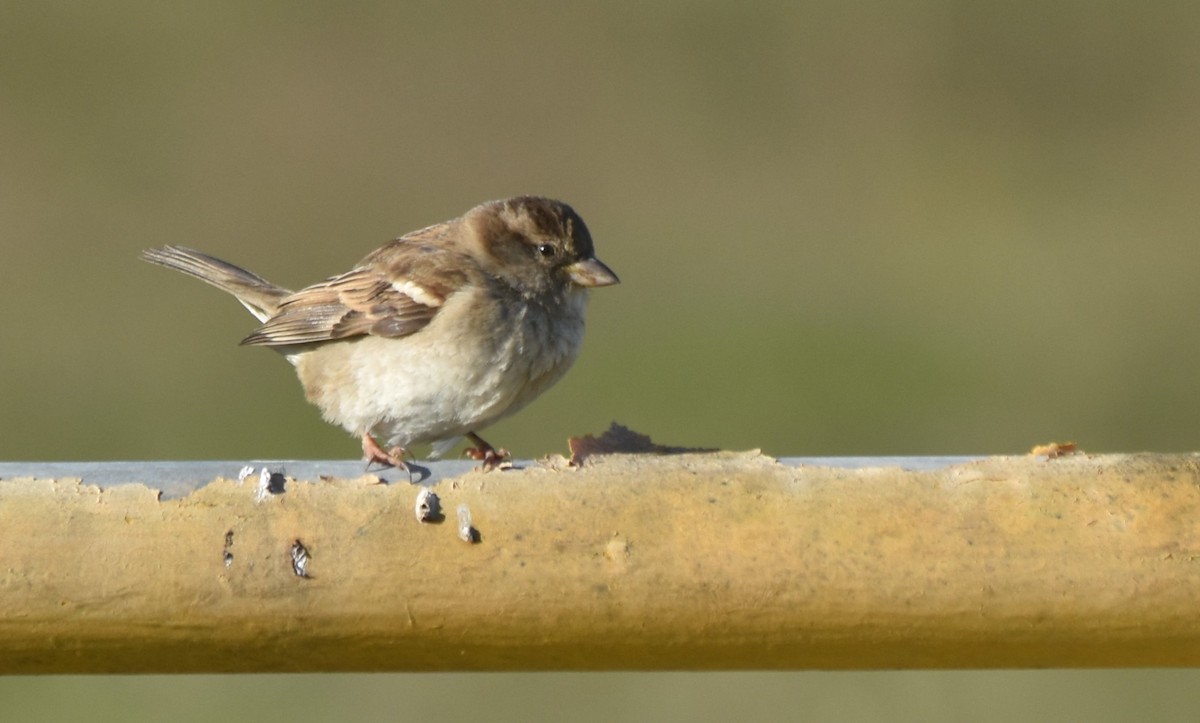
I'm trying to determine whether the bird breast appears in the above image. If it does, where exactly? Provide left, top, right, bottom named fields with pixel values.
left=290, top=288, right=590, bottom=447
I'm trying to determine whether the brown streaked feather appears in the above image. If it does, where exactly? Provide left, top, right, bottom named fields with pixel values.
left=141, top=245, right=291, bottom=322
left=356, top=220, right=461, bottom=266
left=240, top=241, right=470, bottom=348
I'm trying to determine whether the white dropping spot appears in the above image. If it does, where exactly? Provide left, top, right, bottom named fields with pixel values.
left=414, top=488, right=441, bottom=522
left=391, top=279, right=443, bottom=307
left=457, top=504, right=478, bottom=544
left=254, top=468, right=272, bottom=503
left=290, top=539, right=311, bottom=578
left=237, top=466, right=254, bottom=484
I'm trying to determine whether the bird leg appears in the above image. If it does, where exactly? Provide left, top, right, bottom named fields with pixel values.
left=361, top=433, right=409, bottom=472
left=465, top=432, right=511, bottom=471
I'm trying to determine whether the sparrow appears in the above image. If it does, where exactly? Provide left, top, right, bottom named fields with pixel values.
left=141, top=196, right=619, bottom=470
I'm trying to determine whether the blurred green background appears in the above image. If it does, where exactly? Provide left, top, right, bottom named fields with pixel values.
left=3, top=1, right=1200, bottom=720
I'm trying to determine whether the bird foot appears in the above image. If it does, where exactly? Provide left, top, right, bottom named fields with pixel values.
left=362, top=434, right=411, bottom=474
left=464, top=433, right=511, bottom=471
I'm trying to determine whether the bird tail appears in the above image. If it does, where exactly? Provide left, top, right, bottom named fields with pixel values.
left=141, top=245, right=292, bottom=322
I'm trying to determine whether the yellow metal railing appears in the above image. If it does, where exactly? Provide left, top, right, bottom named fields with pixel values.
left=1, top=452, right=1197, bottom=673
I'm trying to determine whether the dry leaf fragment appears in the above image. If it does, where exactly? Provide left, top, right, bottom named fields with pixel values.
left=567, top=422, right=717, bottom=465
left=1030, top=441, right=1079, bottom=459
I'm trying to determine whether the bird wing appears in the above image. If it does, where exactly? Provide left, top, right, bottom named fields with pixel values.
left=240, top=230, right=470, bottom=347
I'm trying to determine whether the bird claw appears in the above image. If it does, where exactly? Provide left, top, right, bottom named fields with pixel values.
left=464, top=446, right=511, bottom=470
left=362, top=434, right=412, bottom=479
left=464, top=432, right=511, bottom=471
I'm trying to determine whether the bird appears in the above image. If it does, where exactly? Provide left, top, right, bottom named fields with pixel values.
left=141, top=196, right=618, bottom=470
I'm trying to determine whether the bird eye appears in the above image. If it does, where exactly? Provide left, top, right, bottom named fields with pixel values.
left=536, top=243, right=557, bottom=258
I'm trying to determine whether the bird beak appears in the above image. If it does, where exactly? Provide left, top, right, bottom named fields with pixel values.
left=566, top=257, right=620, bottom=288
